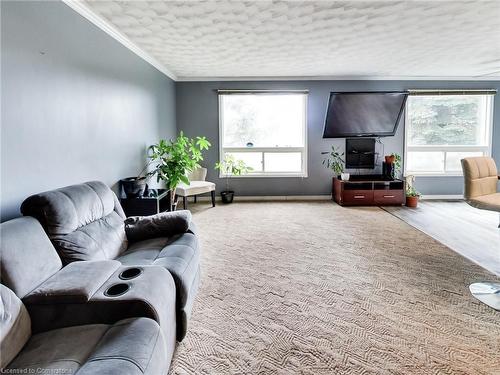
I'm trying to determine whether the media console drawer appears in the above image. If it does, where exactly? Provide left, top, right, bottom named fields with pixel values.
left=342, top=190, right=374, bottom=205
left=373, top=190, right=404, bottom=205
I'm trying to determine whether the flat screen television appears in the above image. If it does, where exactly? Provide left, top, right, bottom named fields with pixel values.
left=323, top=91, right=408, bottom=138
left=345, top=138, right=376, bottom=169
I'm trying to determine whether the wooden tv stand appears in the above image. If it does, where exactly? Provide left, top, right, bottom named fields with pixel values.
left=333, top=175, right=405, bottom=206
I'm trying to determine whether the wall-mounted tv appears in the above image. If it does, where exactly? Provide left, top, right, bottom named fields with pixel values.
left=323, top=91, right=408, bottom=138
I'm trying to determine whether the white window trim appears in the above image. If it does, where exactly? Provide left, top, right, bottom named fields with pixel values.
left=404, top=94, right=494, bottom=177
left=218, top=92, right=308, bottom=178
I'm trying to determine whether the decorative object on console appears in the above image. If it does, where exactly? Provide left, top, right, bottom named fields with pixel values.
left=405, top=175, right=420, bottom=208
left=340, top=172, right=350, bottom=181
left=322, top=145, right=345, bottom=178
left=392, top=153, right=402, bottom=178
left=215, top=155, right=253, bottom=203
left=382, top=152, right=401, bottom=180
left=120, top=177, right=147, bottom=198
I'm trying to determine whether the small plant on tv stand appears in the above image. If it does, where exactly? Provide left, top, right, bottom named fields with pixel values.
left=322, top=146, right=349, bottom=180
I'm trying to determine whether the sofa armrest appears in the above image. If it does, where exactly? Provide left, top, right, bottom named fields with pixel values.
left=124, top=210, right=192, bottom=243
left=23, top=260, right=121, bottom=304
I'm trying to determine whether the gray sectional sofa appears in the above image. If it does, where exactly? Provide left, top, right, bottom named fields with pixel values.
left=0, top=181, right=201, bottom=374
left=1, top=284, right=168, bottom=374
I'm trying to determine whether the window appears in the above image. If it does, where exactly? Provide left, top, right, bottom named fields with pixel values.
left=405, top=91, right=494, bottom=176
left=218, top=91, right=308, bottom=177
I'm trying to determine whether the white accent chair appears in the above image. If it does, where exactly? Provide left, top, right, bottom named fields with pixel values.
left=175, top=167, right=216, bottom=209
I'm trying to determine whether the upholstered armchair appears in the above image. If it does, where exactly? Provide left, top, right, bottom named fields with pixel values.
left=176, top=167, right=216, bottom=209
left=461, top=156, right=500, bottom=227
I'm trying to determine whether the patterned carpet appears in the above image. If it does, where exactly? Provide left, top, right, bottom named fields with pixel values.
left=169, top=202, right=500, bottom=375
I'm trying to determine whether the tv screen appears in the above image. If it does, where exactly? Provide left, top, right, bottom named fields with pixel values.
left=323, top=92, right=408, bottom=138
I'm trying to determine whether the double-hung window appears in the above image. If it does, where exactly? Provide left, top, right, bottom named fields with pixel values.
left=405, top=90, right=495, bottom=176
left=218, top=90, right=308, bottom=177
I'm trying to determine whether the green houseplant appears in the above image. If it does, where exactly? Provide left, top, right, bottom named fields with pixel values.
left=322, top=146, right=348, bottom=180
left=405, top=175, right=420, bottom=208
left=147, top=132, right=211, bottom=209
left=215, top=155, right=252, bottom=203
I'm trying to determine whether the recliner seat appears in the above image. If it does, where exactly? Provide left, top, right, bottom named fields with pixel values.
left=1, top=284, right=168, bottom=374
left=21, top=181, right=200, bottom=340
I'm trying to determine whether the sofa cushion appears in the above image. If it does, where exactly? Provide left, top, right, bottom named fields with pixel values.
left=0, top=285, right=31, bottom=369
left=6, top=318, right=166, bottom=375
left=125, top=210, right=192, bottom=243
left=0, top=217, right=62, bottom=298
left=21, top=181, right=127, bottom=264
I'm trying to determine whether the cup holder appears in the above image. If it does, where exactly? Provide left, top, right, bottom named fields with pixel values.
left=104, top=283, right=130, bottom=297
left=119, top=267, right=143, bottom=280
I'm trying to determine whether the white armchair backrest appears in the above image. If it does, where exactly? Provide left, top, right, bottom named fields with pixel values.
left=188, top=167, right=207, bottom=181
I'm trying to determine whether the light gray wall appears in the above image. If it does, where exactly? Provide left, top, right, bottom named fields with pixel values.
left=176, top=80, right=500, bottom=196
left=1, top=1, right=176, bottom=221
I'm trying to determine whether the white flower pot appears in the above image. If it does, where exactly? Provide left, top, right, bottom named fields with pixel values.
left=340, top=173, right=350, bottom=181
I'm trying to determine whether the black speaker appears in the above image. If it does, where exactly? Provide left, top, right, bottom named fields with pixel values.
left=382, top=162, right=394, bottom=180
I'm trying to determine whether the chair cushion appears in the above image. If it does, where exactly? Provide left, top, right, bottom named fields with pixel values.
left=0, top=217, right=62, bottom=298
left=468, top=192, right=500, bottom=212
left=6, top=318, right=166, bottom=375
left=176, top=181, right=215, bottom=196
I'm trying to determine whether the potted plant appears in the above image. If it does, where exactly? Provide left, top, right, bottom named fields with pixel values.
left=322, top=146, right=349, bottom=180
left=147, top=132, right=211, bottom=210
left=120, top=175, right=148, bottom=199
left=215, top=155, right=252, bottom=203
left=405, top=175, right=420, bottom=208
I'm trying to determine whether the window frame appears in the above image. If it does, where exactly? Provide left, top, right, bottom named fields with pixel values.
left=404, top=92, right=495, bottom=177
left=218, top=91, right=308, bottom=178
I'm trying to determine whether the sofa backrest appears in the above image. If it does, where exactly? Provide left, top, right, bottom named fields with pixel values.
left=461, top=157, right=498, bottom=199
left=0, top=217, right=62, bottom=298
left=0, top=285, right=31, bottom=368
left=20, top=181, right=128, bottom=264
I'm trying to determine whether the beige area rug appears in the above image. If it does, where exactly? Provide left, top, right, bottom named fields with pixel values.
left=169, top=202, right=500, bottom=375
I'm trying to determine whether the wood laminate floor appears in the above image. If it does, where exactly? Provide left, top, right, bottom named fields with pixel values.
left=384, top=201, right=500, bottom=276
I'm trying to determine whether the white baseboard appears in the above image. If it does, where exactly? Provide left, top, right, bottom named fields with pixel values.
left=195, top=194, right=463, bottom=202
left=420, top=195, right=463, bottom=200
left=195, top=195, right=331, bottom=202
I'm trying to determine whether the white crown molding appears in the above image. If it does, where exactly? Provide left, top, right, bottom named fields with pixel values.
left=62, top=0, right=177, bottom=81
left=177, top=75, right=500, bottom=82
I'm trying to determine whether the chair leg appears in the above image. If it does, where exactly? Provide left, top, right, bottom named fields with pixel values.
left=183, top=196, right=187, bottom=210
left=194, top=195, right=197, bottom=203
left=211, top=190, right=216, bottom=207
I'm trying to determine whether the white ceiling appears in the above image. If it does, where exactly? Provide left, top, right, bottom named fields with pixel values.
left=80, top=0, right=500, bottom=81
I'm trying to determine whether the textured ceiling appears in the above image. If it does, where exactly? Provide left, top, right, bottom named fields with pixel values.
left=83, top=1, right=500, bottom=80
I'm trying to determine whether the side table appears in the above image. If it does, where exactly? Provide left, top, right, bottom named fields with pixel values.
left=120, top=189, right=173, bottom=217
